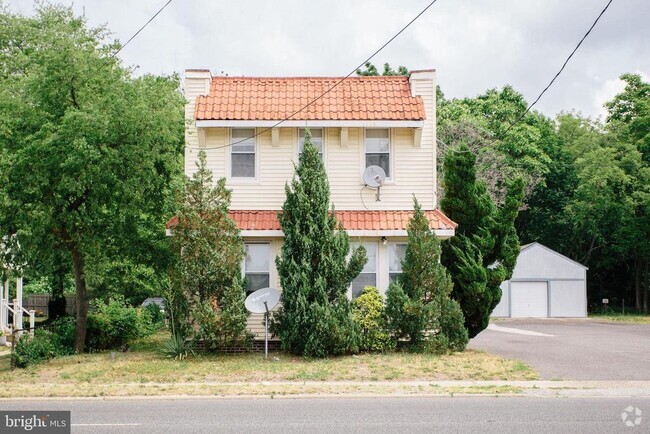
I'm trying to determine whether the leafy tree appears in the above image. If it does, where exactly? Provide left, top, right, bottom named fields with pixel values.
left=356, top=62, right=409, bottom=76
left=169, top=151, right=249, bottom=346
left=437, top=86, right=553, bottom=203
left=441, top=145, right=524, bottom=337
left=606, top=74, right=650, bottom=312
left=385, top=198, right=467, bottom=352
left=271, top=130, right=366, bottom=358
left=0, top=5, right=183, bottom=351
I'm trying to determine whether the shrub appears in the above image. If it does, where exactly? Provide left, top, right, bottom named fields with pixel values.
left=351, top=286, right=394, bottom=352
left=437, top=298, right=469, bottom=352
left=385, top=198, right=466, bottom=354
left=302, top=300, right=360, bottom=358
left=13, top=330, right=57, bottom=368
left=194, top=297, right=253, bottom=352
left=160, top=332, right=195, bottom=360
left=50, top=316, right=75, bottom=356
left=141, top=302, right=165, bottom=334
left=85, top=299, right=144, bottom=351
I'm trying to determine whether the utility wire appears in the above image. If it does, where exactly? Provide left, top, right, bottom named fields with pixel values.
left=110, top=0, right=174, bottom=60
left=190, top=0, right=441, bottom=151
left=494, top=0, right=614, bottom=141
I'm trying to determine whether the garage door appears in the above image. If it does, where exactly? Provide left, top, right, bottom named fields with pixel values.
left=510, top=281, right=548, bottom=317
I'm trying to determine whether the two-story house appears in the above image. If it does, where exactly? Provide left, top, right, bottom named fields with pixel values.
left=177, top=69, right=456, bottom=328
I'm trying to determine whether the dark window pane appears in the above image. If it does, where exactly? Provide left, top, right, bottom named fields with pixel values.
left=232, top=153, right=255, bottom=177
left=366, top=153, right=390, bottom=177
left=389, top=272, right=401, bottom=283
left=351, top=273, right=376, bottom=299
left=245, top=273, right=269, bottom=296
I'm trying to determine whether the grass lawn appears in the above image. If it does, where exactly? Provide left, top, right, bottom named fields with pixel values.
left=0, top=330, right=536, bottom=398
left=589, top=313, right=650, bottom=324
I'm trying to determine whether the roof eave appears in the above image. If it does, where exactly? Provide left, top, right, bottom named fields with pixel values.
left=195, top=120, right=425, bottom=128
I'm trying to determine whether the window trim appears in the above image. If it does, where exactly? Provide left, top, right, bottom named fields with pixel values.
left=228, top=127, right=258, bottom=181
left=388, top=242, right=408, bottom=284
left=242, top=242, right=271, bottom=296
left=362, top=128, right=393, bottom=181
left=350, top=241, right=379, bottom=299
left=296, top=127, right=327, bottom=165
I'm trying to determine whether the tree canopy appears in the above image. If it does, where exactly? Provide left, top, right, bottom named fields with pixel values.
left=0, top=4, right=184, bottom=350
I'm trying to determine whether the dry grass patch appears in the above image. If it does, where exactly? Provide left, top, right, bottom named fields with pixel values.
left=590, top=314, right=650, bottom=324
left=0, top=331, right=536, bottom=398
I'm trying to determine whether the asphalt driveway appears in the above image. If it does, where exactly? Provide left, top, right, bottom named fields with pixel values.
left=469, top=319, right=650, bottom=380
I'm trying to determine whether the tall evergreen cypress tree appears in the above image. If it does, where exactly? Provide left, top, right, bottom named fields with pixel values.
left=271, top=130, right=366, bottom=357
left=385, top=197, right=467, bottom=352
left=169, top=151, right=248, bottom=346
left=441, top=145, right=525, bottom=338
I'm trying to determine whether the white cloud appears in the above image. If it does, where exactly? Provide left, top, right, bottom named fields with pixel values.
left=592, top=71, right=650, bottom=120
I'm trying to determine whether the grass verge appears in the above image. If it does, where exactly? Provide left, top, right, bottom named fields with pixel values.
left=589, top=313, right=650, bottom=324
left=0, top=331, right=537, bottom=398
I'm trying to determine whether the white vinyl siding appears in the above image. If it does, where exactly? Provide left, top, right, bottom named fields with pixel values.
left=388, top=243, right=406, bottom=283
left=351, top=242, right=377, bottom=298
left=365, top=128, right=390, bottom=177
left=244, top=243, right=270, bottom=296
left=231, top=128, right=256, bottom=178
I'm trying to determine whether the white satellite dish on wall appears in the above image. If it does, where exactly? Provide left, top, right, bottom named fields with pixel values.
left=363, top=165, right=386, bottom=188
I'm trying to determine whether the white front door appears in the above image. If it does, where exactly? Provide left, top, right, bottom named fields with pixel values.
left=510, top=281, right=548, bottom=317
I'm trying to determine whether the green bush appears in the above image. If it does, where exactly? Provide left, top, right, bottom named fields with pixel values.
left=160, top=331, right=195, bottom=360
left=85, top=299, right=144, bottom=351
left=437, top=298, right=468, bottom=352
left=351, top=286, right=394, bottom=352
left=50, top=316, right=75, bottom=356
left=385, top=280, right=431, bottom=347
left=302, top=300, right=359, bottom=358
left=141, top=302, right=165, bottom=334
left=13, top=330, right=57, bottom=368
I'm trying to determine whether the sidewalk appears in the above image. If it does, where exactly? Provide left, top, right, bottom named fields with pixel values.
left=2, top=380, right=649, bottom=399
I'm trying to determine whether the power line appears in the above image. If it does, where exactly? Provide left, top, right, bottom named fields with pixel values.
left=110, top=0, right=174, bottom=60
left=495, top=0, right=614, bottom=141
left=190, top=0, right=441, bottom=151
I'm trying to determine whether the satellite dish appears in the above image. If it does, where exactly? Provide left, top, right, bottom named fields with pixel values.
left=363, top=165, right=386, bottom=188
left=245, top=287, right=280, bottom=314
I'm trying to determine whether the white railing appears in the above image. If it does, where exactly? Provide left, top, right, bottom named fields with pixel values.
left=0, top=277, right=35, bottom=339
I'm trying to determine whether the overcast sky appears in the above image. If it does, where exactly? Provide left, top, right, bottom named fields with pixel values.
left=7, top=0, right=649, bottom=119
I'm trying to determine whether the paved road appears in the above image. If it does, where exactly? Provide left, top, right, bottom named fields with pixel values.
left=0, top=397, right=647, bottom=433
left=469, top=319, right=650, bottom=380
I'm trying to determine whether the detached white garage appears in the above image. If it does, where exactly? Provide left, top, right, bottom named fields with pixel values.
left=492, top=242, right=588, bottom=318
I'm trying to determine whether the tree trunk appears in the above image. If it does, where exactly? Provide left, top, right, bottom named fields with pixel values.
left=643, top=261, right=650, bottom=315
left=634, top=256, right=642, bottom=311
left=70, top=243, right=88, bottom=353
left=48, top=248, right=67, bottom=320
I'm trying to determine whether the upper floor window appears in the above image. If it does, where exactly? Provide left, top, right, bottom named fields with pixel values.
left=298, top=128, right=323, bottom=159
left=231, top=128, right=256, bottom=178
left=365, top=128, right=390, bottom=177
left=244, top=243, right=270, bottom=296
left=350, top=242, right=377, bottom=299
left=389, top=243, right=407, bottom=283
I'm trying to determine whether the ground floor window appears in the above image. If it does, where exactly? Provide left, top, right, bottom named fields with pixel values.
left=389, top=243, right=407, bottom=283
left=244, top=243, right=270, bottom=296
left=350, top=242, right=377, bottom=298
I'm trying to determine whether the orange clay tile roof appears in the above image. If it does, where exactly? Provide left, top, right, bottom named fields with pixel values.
left=166, top=210, right=456, bottom=231
left=194, top=76, right=425, bottom=121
